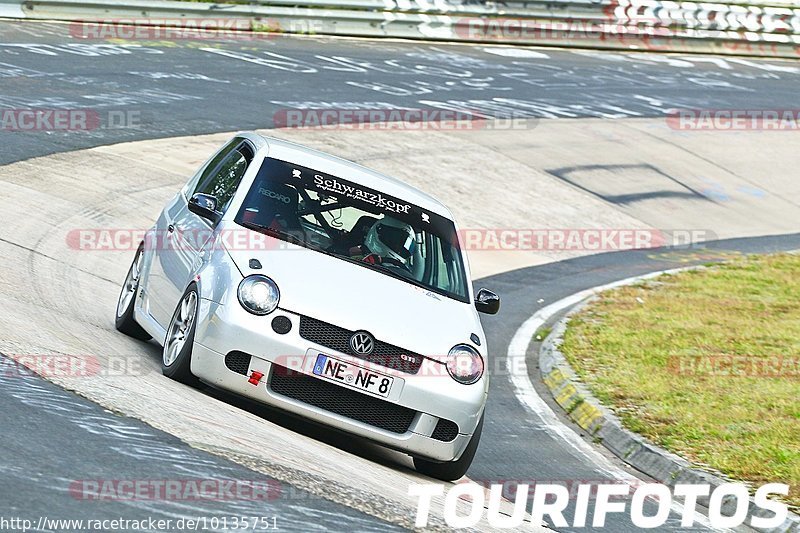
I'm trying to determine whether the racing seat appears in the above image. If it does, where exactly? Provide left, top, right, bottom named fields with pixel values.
left=243, top=182, right=306, bottom=241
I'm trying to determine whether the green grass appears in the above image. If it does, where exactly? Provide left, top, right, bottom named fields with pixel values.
left=560, top=253, right=800, bottom=508
left=535, top=326, right=552, bottom=342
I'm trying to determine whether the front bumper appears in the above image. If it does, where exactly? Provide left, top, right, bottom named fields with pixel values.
left=191, top=298, right=487, bottom=462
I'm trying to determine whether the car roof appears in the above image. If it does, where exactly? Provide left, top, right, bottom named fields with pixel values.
left=249, top=133, right=455, bottom=220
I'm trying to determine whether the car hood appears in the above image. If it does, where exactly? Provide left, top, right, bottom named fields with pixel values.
left=224, top=238, right=482, bottom=361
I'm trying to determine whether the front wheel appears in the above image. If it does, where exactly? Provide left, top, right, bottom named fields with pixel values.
left=162, top=286, right=199, bottom=385
left=115, top=244, right=151, bottom=340
left=413, top=414, right=484, bottom=481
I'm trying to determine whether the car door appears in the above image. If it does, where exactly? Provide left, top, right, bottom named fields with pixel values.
left=147, top=138, right=253, bottom=329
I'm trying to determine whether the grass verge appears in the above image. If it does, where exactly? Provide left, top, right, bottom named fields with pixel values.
left=560, top=253, right=799, bottom=508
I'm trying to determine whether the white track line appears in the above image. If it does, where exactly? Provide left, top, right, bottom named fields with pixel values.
left=507, top=268, right=723, bottom=531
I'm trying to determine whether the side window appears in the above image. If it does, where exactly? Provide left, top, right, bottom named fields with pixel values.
left=193, top=141, right=254, bottom=214
left=183, top=138, right=241, bottom=198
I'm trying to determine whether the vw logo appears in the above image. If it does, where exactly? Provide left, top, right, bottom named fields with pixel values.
left=350, top=331, right=375, bottom=355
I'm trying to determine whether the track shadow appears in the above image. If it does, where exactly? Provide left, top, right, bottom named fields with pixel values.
left=137, top=338, right=415, bottom=474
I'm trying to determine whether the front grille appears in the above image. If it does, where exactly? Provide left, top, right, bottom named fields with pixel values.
left=431, top=419, right=459, bottom=442
left=269, top=366, right=416, bottom=434
left=225, top=351, right=251, bottom=375
left=298, top=315, right=424, bottom=374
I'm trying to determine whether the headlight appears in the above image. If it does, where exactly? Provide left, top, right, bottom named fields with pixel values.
left=237, top=275, right=280, bottom=315
left=447, top=344, right=484, bottom=385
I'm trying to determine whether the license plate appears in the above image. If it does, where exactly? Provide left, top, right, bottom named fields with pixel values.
left=312, top=354, right=394, bottom=398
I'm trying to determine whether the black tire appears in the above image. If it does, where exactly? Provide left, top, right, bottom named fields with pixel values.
left=414, top=414, right=484, bottom=481
left=115, top=244, right=151, bottom=341
left=161, top=285, right=200, bottom=385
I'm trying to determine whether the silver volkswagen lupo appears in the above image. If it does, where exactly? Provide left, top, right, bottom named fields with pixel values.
left=115, top=133, right=500, bottom=480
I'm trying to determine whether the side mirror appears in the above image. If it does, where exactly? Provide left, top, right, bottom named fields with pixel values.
left=475, top=288, right=500, bottom=315
left=188, top=193, right=221, bottom=224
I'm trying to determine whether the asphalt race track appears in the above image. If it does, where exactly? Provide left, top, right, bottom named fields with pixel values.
left=1, top=19, right=799, bottom=532
left=2, top=20, right=800, bottom=164
left=0, top=360, right=400, bottom=531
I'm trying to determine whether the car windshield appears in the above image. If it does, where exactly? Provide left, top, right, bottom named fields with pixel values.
left=234, top=157, right=469, bottom=303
